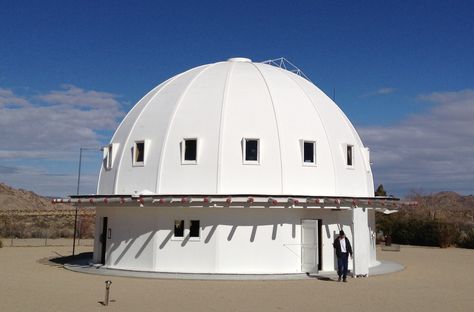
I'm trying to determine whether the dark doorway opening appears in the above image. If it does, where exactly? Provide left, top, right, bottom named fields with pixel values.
left=318, top=219, right=322, bottom=271
left=100, top=217, right=108, bottom=264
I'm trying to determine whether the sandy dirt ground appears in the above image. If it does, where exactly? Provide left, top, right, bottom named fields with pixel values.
left=1, top=244, right=473, bottom=312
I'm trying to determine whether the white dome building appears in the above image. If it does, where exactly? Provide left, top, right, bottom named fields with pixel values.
left=83, top=58, right=396, bottom=275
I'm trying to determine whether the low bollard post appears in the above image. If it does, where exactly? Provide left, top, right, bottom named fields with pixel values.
left=104, top=280, right=112, bottom=306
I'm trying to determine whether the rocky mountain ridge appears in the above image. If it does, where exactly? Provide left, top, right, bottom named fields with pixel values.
left=0, top=183, right=73, bottom=211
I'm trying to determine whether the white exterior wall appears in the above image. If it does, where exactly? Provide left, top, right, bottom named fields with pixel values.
left=97, top=82, right=168, bottom=194
left=159, top=63, right=228, bottom=194
left=292, top=76, right=374, bottom=197
left=352, top=207, right=369, bottom=276
left=368, top=209, right=379, bottom=267
left=219, top=63, right=282, bottom=194
left=256, top=65, right=336, bottom=195
left=110, top=66, right=208, bottom=195
left=94, top=206, right=373, bottom=274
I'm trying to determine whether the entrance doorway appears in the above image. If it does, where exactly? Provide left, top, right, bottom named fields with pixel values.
left=100, top=217, right=108, bottom=264
left=301, top=219, right=321, bottom=273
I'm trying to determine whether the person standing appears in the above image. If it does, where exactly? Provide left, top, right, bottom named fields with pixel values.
left=333, top=230, right=353, bottom=282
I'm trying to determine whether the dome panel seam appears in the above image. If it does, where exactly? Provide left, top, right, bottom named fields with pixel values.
left=276, top=67, right=338, bottom=195
left=216, top=62, right=235, bottom=193
left=156, top=64, right=217, bottom=193
left=113, top=71, right=191, bottom=194
left=251, top=63, right=284, bottom=194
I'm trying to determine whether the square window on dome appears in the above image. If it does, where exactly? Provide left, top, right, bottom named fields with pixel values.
left=107, top=144, right=113, bottom=169
left=302, top=140, right=316, bottom=166
left=347, top=144, right=354, bottom=167
left=181, top=138, right=198, bottom=164
left=103, top=143, right=117, bottom=170
left=243, top=138, right=260, bottom=164
left=133, top=141, right=145, bottom=166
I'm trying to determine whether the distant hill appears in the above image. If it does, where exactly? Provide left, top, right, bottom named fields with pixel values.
left=417, top=191, right=474, bottom=210
left=0, top=183, right=94, bottom=240
left=401, top=191, right=474, bottom=224
left=0, top=183, right=73, bottom=211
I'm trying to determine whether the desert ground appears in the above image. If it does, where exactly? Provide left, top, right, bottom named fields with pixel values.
left=1, top=243, right=473, bottom=312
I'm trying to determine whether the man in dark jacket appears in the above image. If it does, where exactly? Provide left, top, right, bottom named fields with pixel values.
left=333, top=230, right=353, bottom=282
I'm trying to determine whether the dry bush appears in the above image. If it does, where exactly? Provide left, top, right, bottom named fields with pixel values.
left=0, top=211, right=95, bottom=239
left=78, top=216, right=95, bottom=239
left=457, top=228, right=474, bottom=249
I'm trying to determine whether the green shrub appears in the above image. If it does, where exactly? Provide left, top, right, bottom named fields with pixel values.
left=377, top=214, right=468, bottom=248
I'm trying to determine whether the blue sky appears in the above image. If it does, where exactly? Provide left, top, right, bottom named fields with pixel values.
left=1, top=0, right=473, bottom=197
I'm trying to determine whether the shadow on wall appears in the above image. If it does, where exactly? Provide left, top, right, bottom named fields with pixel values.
left=110, top=230, right=159, bottom=266
left=136, top=230, right=157, bottom=258
left=107, top=213, right=353, bottom=267
left=110, top=237, right=136, bottom=266
left=110, top=220, right=296, bottom=266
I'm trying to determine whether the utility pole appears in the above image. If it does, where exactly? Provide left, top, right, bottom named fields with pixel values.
left=73, top=146, right=101, bottom=256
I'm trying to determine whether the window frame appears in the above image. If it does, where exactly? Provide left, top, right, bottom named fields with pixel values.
left=346, top=144, right=354, bottom=167
left=173, top=219, right=185, bottom=238
left=189, top=220, right=201, bottom=240
left=103, top=143, right=119, bottom=170
left=242, top=138, right=260, bottom=165
left=301, top=140, right=317, bottom=166
left=181, top=138, right=198, bottom=165
left=106, top=144, right=113, bottom=169
left=133, top=140, right=145, bottom=166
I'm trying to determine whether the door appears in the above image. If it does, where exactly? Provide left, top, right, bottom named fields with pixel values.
left=100, top=217, right=108, bottom=264
left=301, top=219, right=319, bottom=273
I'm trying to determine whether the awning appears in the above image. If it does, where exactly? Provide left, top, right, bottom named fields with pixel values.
left=52, top=194, right=414, bottom=210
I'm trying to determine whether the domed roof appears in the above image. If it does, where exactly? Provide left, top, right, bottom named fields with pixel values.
left=98, top=58, right=374, bottom=197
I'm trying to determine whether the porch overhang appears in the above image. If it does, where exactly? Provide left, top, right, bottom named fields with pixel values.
left=52, top=194, right=410, bottom=211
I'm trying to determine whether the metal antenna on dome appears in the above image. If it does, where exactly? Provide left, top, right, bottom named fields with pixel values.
left=261, top=57, right=310, bottom=81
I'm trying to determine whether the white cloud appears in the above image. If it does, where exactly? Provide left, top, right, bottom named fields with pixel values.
left=0, top=88, right=30, bottom=108
left=38, top=84, right=121, bottom=110
left=0, top=85, right=125, bottom=196
left=360, top=87, right=396, bottom=98
left=359, top=89, right=474, bottom=196
left=0, top=85, right=125, bottom=157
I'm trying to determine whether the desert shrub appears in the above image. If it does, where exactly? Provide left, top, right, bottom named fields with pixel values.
left=47, top=230, right=61, bottom=239
left=457, top=228, right=474, bottom=249
left=9, top=223, right=27, bottom=238
left=0, top=216, right=9, bottom=236
left=438, top=222, right=457, bottom=248
left=0, top=239, right=3, bottom=248
left=33, top=217, right=49, bottom=229
left=0, top=211, right=95, bottom=239
left=78, top=216, right=95, bottom=238
left=59, top=229, right=74, bottom=238
left=377, top=214, right=466, bottom=248
left=30, top=229, right=47, bottom=239
left=393, top=219, right=440, bottom=246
